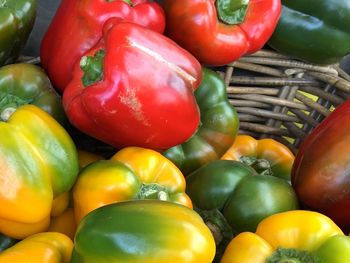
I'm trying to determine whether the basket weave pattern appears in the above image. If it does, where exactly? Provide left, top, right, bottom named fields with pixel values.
left=220, top=50, right=350, bottom=154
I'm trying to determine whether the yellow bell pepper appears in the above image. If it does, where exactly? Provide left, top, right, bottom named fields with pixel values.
left=0, top=105, right=79, bottom=239
left=73, top=146, right=192, bottom=223
left=0, top=232, right=73, bottom=263
left=220, top=210, right=347, bottom=263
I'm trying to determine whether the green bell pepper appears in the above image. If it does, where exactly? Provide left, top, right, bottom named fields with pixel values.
left=0, top=63, right=65, bottom=124
left=268, top=0, right=350, bottom=64
left=312, top=235, right=350, bottom=262
left=163, top=67, right=239, bottom=176
left=0, top=0, right=36, bottom=66
left=71, top=200, right=216, bottom=263
left=186, top=160, right=298, bottom=259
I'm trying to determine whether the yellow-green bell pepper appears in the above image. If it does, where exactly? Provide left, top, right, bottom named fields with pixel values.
left=73, top=146, right=192, bottom=223
left=71, top=200, right=216, bottom=263
left=220, top=210, right=350, bottom=263
left=0, top=232, right=73, bottom=263
left=0, top=105, right=79, bottom=239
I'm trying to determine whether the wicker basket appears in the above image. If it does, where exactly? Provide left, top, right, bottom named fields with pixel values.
left=218, top=49, right=350, bottom=154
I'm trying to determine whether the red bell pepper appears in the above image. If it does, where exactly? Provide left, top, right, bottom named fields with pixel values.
left=63, top=19, right=202, bottom=150
left=40, top=0, right=165, bottom=93
left=292, top=99, right=350, bottom=232
left=161, top=0, right=281, bottom=65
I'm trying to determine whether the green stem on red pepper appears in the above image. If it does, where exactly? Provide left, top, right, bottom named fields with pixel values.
left=216, top=0, right=250, bottom=24
left=123, top=0, right=133, bottom=6
left=80, top=49, right=105, bottom=87
left=106, top=0, right=133, bottom=5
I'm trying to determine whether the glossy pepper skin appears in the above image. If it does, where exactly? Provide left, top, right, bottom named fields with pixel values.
left=163, top=68, right=239, bottom=176
left=40, top=0, right=165, bottom=92
left=63, top=20, right=201, bottom=150
left=161, top=0, right=281, bottom=66
left=292, top=99, right=350, bottom=232
left=73, top=147, right=192, bottom=223
left=220, top=210, right=350, bottom=263
left=0, top=232, right=73, bottom=263
left=268, top=0, right=350, bottom=64
left=221, top=135, right=294, bottom=181
left=186, top=160, right=298, bottom=234
left=0, top=63, right=65, bottom=125
left=0, top=0, right=36, bottom=66
left=71, top=200, right=216, bottom=263
left=0, top=105, right=79, bottom=239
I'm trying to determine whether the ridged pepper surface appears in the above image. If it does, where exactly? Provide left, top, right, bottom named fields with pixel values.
left=73, top=147, right=192, bottom=223
left=40, top=0, right=165, bottom=92
left=220, top=210, right=350, bottom=263
left=0, top=105, right=79, bottom=239
left=63, top=20, right=201, bottom=150
left=221, top=135, right=294, bottom=181
left=161, top=0, right=281, bottom=65
left=163, top=67, right=239, bottom=176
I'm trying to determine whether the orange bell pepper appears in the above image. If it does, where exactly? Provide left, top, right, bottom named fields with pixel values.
left=221, top=135, right=294, bottom=180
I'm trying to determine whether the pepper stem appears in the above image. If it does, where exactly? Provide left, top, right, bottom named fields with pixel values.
left=0, top=94, right=29, bottom=121
left=123, top=0, right=133, bottom=6
left=196, top=209, right=234, bottom=262
left=239, top=156, right=273, bottom=176
left=106, top=0, right=133, bottom=5
left=135, top=183, right=170, bottom=201
left=216, top=0, right=250, bottom=25
left=266, top=247, right=315, bottom=263
left=80, top=49, right=105, bottom=87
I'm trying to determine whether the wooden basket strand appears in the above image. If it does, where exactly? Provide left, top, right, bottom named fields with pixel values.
left=220, top=49, right=350, bottom=154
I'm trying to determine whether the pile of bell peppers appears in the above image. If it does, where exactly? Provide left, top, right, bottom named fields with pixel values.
left=1, top=0, right=350, bottom=262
